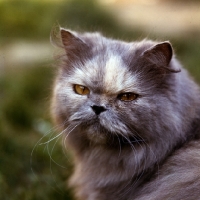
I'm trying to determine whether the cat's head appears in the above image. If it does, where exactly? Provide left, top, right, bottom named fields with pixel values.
left=52, top=28, right=196, bottom=148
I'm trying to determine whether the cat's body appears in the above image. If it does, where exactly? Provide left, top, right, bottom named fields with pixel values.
left=51, top=28, right=200, bottom=200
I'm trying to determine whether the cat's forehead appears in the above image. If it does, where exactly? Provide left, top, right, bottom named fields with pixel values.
left=104, top=55, right=138, bottom=92
left=71, top=54, right=139, bottom=94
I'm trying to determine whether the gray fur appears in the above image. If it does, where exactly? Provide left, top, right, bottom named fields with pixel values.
left=51, top=27, right=200, bottom=200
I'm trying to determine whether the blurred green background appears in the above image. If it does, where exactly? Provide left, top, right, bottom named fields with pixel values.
left=0, top=0, right=200, bottom=199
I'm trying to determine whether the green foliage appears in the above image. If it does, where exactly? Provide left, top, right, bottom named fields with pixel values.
left=1, top=66, right=52, bottom=129
left=171, top=37, right=200, bottom=83
left=0, top=0, right=141, bottom=42
left=0, top=1, right=58, bottom=40
left=0, top=65, right=73, bottom=200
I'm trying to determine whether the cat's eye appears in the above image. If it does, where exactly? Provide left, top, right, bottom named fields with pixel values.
left=74, top=84, right=90, bottom=95
left=118, top=92, right=138, bottom=102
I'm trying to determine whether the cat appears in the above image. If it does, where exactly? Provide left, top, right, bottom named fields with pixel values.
left=51, top=27, right=200, bottom=200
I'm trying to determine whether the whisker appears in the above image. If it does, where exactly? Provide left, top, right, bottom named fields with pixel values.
left=113, top=133, right=122, bottom=158
left=30, top=122, right=69, bottom=195
left=117, top=133, right=140, bottom=198
left=120, top=123, right=160, bottom=197
left=47, top=136, right=66, bottom=169
left=39, top=127, right=68, bottom=145
left=46, top=136, right=66, bottom=194
left=30, top=124, right=63, bottom=174
left=63, top=123, right=81, bottom=153
left=128, top=125, right=160, bottom=175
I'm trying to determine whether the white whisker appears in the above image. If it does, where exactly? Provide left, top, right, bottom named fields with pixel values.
left=30, top=121, right=69, bottom=194
left=63, top=123, right=81, bottom=152
left=114, top=133, right=122, bottom=158
left=116, top=133, right=140, bottom=198
left=39, top=126, right=68, bottom=145
left=47, top=136, right=66, bottom=169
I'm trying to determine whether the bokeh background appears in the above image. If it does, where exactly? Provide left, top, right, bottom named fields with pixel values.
left=0, top=0, right=200, bottom=199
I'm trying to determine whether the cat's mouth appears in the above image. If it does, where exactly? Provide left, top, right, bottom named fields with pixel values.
left=69, top=111, right=145, bottom=145
left=78, top=118, right=144, bottom=146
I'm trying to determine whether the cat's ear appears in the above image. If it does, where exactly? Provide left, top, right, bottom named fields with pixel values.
left=143, top=42, right=172, bottom=67
left=60, top=28, right=90, bottom=61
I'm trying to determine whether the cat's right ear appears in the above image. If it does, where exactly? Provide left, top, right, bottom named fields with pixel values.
left=143, top=42, right=173, bottom=67
left=141, top=42, right=181, bottom=73
left=60, top=28, right=90, bottom=62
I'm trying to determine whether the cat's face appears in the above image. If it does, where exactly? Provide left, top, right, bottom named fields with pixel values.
left=52, top=28, right=180, bottom=146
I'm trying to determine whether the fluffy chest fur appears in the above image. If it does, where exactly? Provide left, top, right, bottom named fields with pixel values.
left=51, top=28, right=200, bottom=200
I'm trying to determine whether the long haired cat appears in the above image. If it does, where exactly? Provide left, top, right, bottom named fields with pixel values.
left=51, top=27, right=200, bottom=200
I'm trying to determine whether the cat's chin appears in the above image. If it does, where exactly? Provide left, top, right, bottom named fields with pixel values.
left=87, top=131, right=108, bottom=144
left=85, top=125, right=110, bottom=145
left=83, top=124, right=144, bottom=147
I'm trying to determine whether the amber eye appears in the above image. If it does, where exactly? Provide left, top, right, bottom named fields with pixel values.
left=118, top=92, right=138, bottom=102
left=74, top=84, right=90, bottom=95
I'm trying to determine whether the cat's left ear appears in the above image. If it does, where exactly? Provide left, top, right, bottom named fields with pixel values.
left=143, top=42, right=172, bottom=67
left=60, top=28, right=90, bottom=62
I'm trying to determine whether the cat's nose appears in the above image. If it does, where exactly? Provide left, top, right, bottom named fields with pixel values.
left=91, top=105, right=107, bottom=115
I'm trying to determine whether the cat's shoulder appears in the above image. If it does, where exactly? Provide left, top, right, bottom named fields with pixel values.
left=165, top=140, right=200, bottom=171
left=135, top=140, right=200, bottom=200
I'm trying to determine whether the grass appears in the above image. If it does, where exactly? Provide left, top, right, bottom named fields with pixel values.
left=0, top=0, right=200, bottom=199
